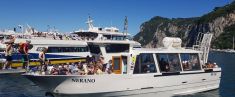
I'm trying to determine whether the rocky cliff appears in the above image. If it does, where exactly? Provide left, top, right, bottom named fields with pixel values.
left=134, top=2, right=235, bottom=49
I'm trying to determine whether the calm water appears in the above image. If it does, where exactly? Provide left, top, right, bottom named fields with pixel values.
left=0, top=51, right=234, bottom=97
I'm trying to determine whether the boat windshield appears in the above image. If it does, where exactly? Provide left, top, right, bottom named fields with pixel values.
left=156, top=53, right=182, bottom=73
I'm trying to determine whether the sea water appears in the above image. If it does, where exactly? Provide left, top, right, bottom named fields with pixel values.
left=0, top=51, right=234, bottom=97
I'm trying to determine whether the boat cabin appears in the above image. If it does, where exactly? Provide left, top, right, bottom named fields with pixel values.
left=111, top=48, right=204, bottom=75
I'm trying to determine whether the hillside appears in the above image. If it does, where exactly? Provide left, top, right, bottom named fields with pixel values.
left=134, top=1, right=235, bottom=49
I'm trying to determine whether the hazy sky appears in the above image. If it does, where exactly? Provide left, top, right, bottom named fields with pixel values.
left=0, top=0, right=232, bottom=36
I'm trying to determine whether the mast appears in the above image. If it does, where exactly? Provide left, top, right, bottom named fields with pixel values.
left=86, top=16, right=94, bottom=30
left=123, top=16, right=128, bottom=36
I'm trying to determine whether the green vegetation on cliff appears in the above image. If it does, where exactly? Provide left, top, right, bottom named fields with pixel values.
left=134, top=1, right=235, bottom=49
left=213, top=24, right=235, bottom=49
left=134, top=16, right=197, bottom=46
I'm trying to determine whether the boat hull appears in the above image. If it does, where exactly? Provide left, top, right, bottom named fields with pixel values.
left=23, top=69, right=221, bottom=97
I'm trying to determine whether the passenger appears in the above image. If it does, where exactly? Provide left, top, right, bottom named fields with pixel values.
left=59, top=35, right=62, bottom=40
left=91, top=55, right=96, bottom=63
left=82, top=62, right=88, bottom=75
left=65, top=63, right=72, bottom=74
left=59, top=64, right=68, bottom=75
left=46, top=65, right=54, bottom=74
left=18, top=40, right=31, bottom=69
left=98, top=56, right=106, bottom=71
left=191, top=57, right=200, bottom=70
left=94, top=65, right=103, bottom=75
left=205, top=61, right=214, bottom=68
left=86, top=55, right=91, bottom=63
left=39, top=48, right=47, bottom=71
left=169, top=58, right=181, bottom=72
left=159, top=58, right=169, bottom=72
left=70, top=62, right=77, bottom=74
left=76, top=62, right=85, bottom=75
left=96, top=60, right=103, bottom=72
left=182, top=61, right=190, bottom=70
left=87, top=63, right=95, bottom=75
left=142, top=65, right=148, bottom=73
left=53, top=34, right=56, bottom=40
left=3, top=41, right=14, bottom=69
left=99, top=56, right=105, bottom=65
left=213, top=63, right=218, bottom=68
left=105, top=60, right=112, bottom=73
left=70, top=62, right=78, bottom=74
left=50, top=65, right=59, bottom=75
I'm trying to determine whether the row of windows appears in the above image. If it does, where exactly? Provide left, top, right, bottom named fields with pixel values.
left=105, top=44, right=129, bottom=53
left=88, top=44, right=101, bottom=54
left=36, top=44, right=130, bottom=54
left=37, top=47, right=89, bottom=53
left=133, top=53, right=201, bottom=74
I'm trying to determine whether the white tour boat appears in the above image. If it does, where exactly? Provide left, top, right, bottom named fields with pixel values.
left=23, top=33, right=221, bottom=97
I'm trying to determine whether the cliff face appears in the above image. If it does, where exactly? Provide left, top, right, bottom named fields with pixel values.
left=134, top=2, right=235, bottom=49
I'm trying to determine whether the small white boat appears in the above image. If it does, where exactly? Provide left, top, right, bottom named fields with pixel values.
left=23, top=33, right=221, bottom=97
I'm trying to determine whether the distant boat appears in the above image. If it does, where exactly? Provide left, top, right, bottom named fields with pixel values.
left=0, top=17, right=140, bottom=73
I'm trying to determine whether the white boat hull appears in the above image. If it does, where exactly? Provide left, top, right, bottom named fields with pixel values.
left=23, top=70, right=221, bottom=97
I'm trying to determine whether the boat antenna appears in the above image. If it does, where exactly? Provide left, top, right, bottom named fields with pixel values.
left=123, top=16, right=128, bottom=35
left=86, top=15, right=94, bottom=30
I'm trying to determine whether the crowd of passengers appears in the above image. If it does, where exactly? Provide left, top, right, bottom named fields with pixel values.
left=30, top=56, right=113, bottom=75
left=31, top=32, right=97, bottom=41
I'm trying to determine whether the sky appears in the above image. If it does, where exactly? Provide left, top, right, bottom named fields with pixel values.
left=0, top=0, right=232, bottom=36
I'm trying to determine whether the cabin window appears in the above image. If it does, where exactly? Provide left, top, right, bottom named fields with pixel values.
left=133, top=53, right=157, bottom=74
left=47, top=47, right=88, bottom=53
left=156, top=53, right=182, bottom=73
left=180, top=53, right=201, bottom=71
left=105, top=44, right=129, bottom=53
left=88, top=44, right=101, bottom=54
left=36, top=47, right=46, bottom=51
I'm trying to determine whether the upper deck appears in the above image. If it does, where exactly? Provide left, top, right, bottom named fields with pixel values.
left=133, top=47, right=202, bottom=54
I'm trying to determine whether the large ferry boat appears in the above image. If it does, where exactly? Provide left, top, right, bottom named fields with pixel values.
left=0, top=17, right=140, bottom=71
left=23, top=33, right=221, bottom=97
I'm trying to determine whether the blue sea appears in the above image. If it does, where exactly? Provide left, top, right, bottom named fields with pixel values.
left=0, top=51, right=234, bottom=97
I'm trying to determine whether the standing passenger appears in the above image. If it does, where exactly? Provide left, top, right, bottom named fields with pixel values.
left=19, top=40, right=31, bottom=69
left=3, top=42, right=14, bottom=69
left=39, top=48, right=47, bottom=71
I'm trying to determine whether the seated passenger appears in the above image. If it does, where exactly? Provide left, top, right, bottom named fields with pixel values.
left=77, top=62, right=85, bottom=75
left=182, top=61, right=190, bottom=71
left=159, top=58, right=170, bottom=72
left=65, top=64, right=72, bottom=75
left=59, top=64, right=68, bottom=75
left=95, top=60, right=103, bottom=72
left=94, top=65, right=103, bottom=75
left=82, top=62, right=88, bottom=75
left=169, top=59, right=181, bottom=72
left=87, top=64, right=95, bottom=75
left=206, top=62, right=214, bottom=68
left=191, top=58, right=200, bottom=70
left=105, top=60, right=112, bottom=73
left=50, top=65, right=59, bottom=75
